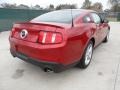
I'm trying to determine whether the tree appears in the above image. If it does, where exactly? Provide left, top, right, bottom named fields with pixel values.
left=47, top=4, right=54, bottom=10
left=108, top=0, right=120, bottom=12
left=1, top=3, right=17, bottom=9
left=56, top=4, right=77, bottom=10
left=91, top=2, right=103, bottom=12
left=17, top=4, right=30, bottom=9
left=81, top=1, right=103, bottom=12
left=108, top=0, right=119, bottom=6
left=32, top=5, right=43, bottom=10
left=111, top=5, right=120, bottom=12
left=81, top=0, right=92, bottom=9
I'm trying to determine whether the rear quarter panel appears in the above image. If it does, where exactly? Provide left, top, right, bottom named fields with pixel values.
left=62, top=23, right=96, bottom=64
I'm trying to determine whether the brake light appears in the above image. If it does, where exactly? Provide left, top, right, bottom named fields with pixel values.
left=11, top=28, right=15, bottom=37
left=38, top=31, right=63, bottom=44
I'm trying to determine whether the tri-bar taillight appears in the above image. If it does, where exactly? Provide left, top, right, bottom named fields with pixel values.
left=11, top=28, right=16, bottom=37
left=38, top=31, right=63, bottom=44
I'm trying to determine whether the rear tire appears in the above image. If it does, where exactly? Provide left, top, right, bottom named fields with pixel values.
left=77, top=41, right=93, bottom=69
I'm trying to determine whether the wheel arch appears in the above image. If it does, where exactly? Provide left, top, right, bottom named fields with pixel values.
left=90, top=37, right=95, bottom=47
left=108, top=25, right=110, bottom=30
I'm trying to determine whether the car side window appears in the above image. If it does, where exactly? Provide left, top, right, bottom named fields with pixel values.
left=83, top=16, right=92, bottom=23
left=90, top=13, right=101, bottom=24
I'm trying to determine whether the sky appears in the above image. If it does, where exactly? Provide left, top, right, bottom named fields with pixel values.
left=0, top=0, right=110, bottom=9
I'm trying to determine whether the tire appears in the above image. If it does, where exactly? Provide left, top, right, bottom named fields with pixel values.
left=103, top=30, right=110, bottom=43
left=77, top=41, right=93, bottom=69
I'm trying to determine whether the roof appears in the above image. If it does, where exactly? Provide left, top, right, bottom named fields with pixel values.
left=58, top=9, right=96, bottom=13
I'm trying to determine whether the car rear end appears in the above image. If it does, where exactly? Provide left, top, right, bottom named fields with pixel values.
left=9, top=22, right=69, bottom=72
left=9, top=9, right=85, bottom=72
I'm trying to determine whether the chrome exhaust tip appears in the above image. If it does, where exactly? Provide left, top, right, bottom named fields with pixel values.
left=44, top=68, right=53, bottom=73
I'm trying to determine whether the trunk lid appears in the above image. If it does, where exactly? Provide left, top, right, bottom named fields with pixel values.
left=12, top=22, right=69, bottom=43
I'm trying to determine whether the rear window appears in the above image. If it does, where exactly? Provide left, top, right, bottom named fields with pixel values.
left=31, top=10, right=81, bottom=24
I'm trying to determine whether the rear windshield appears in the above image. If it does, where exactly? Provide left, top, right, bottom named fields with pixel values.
left=31, top=10, right=81, bottom=24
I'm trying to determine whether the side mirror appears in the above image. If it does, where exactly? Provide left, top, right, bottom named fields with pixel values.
left=103, top=19, right=109, bottom=23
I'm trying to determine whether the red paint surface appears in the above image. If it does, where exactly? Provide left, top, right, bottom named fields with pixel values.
left=9, top=10, right=109, bottom=65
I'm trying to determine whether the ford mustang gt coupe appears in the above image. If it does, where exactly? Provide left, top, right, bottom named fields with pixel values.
left=9, top=9, right=110, bottom=72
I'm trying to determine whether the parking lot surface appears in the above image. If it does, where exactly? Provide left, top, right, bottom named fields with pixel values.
left=0, top=22, right=120, bottom=90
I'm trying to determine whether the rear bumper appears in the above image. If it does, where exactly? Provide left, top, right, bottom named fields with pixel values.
left=9, top=37, right=67, bottom=64
left=9, top=37, right=81, bottom=72
left=10, top=49, right=65, bottom=73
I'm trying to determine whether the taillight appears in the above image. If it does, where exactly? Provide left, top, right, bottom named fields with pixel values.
left=38, top=31, right=63, bottom=44
left=11, top=28, right=15, bottom=37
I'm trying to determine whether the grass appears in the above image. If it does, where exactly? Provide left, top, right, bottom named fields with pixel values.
left=107, top=17, right=118, bottom=22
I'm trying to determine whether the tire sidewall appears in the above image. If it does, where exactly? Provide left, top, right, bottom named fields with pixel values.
left=79, top=41, right=93, bottom=68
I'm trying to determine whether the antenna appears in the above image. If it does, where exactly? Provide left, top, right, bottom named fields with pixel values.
left=70, top=6, right=74, bottom=27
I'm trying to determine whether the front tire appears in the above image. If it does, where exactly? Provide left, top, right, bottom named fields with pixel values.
left=77, top=41, right=93, bottom=69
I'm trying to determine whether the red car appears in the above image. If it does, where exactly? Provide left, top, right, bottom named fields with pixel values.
left=9, top=9, right=110, bottom=72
